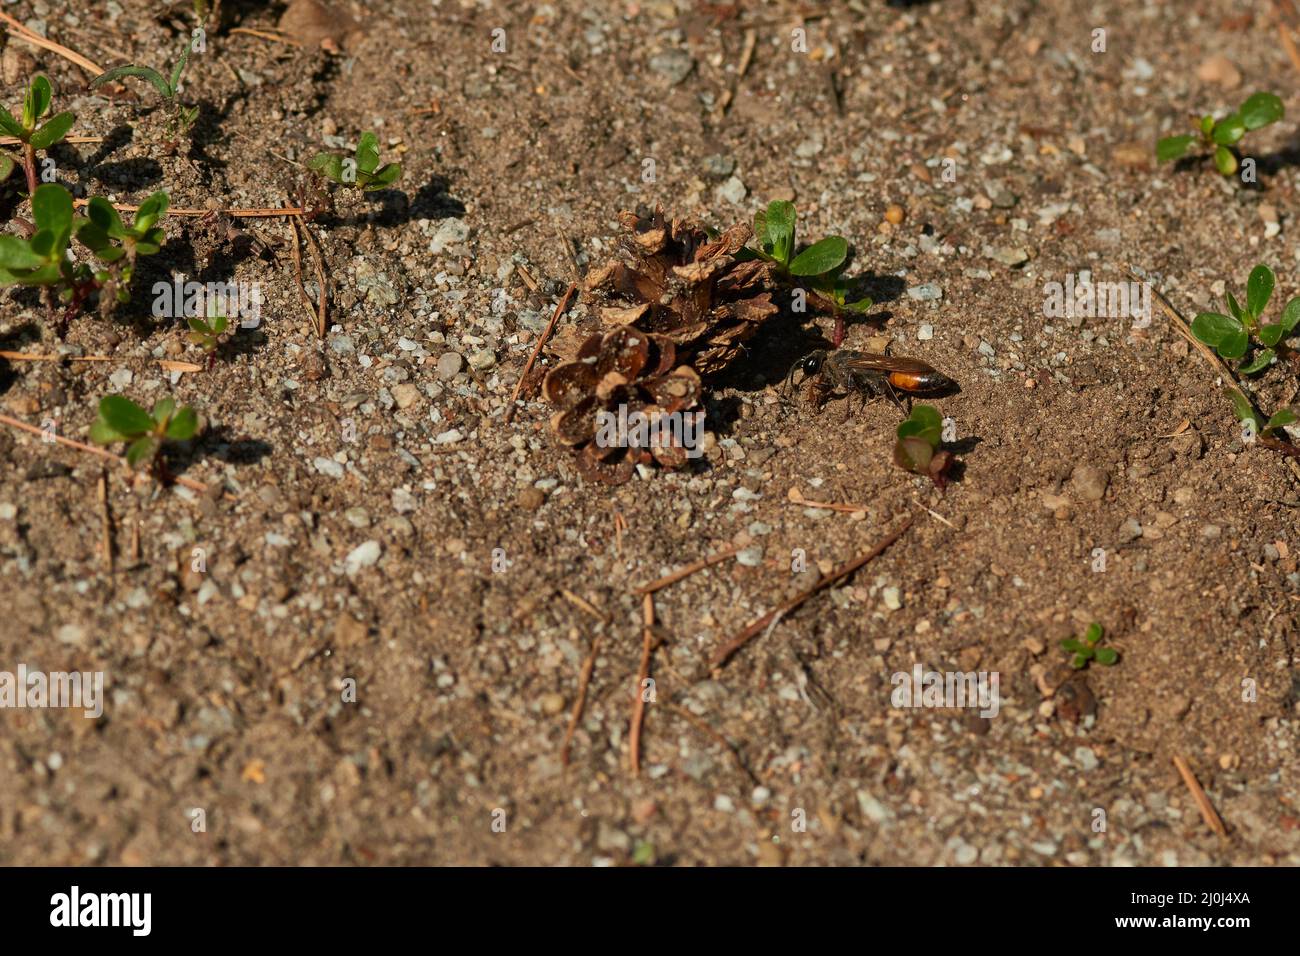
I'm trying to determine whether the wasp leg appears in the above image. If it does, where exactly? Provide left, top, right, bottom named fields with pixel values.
left=882, top=378, right=909, bottom=414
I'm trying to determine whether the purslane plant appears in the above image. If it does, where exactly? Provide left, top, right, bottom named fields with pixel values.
left=74, top=192, right=170, bottom=315
left=1227, top=387, right=1297, bottom=448
left=89, top=41, right=199, bottom=144
left=746, top=200, right=870, bottom=347
left=893, top=404, right=954, bottom=488
left=0, top=184, right=169, bottom=321
left=0, top=75, right=75, bottom=195
left=1156, top=92, right=1284, bottom=176
left=0, top=183, right=77, bottom=288
left=187, top=301, right=230, bottom=366
left=89, top=394, right=199, bottom=471
left=309, top=132, right=402, bottom=191
left=1191, top=264, right=1300, bottom=375
left=1061, top=622, right=1118, bottom=670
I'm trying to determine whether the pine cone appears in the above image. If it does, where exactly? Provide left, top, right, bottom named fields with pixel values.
left=583, top=208, right=779, bottom=376
left=542, top=326, right=703, bottom=485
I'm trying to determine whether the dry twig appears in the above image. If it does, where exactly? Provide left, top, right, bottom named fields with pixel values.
left=1172, top=754, right=1228, bottom=837
left=0, top=12, right=103, bottom=75
left=710, top=517, right=915, bottom=668
left=503, top=282, right=577, bottom=423
left=634, top=544, right=741, bottom=594
left=628, top=593, right=655, bottom=775
left=561, top=634, right=602, bottom=767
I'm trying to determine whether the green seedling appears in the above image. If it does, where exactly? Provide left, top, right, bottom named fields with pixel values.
left=0, top=185, right=170, bottom=322
left=1226, top=387, right=1298, bottom=450
left=74, top=191, right=170, bottom=314
left=89, top=41, right=199, bottom=143
left=893, top=403, right=953, bottom=488
left=814, top=271, right=874, bottom=339
left=0, top=183, right=85, bottom=307
left=89, top=394, right=199, bottom=471
left=308, top=132, right=403, bottom=192
left=1060, top=622, right=1118, bottom=670
left=1156, top=91, right=1284, bottom=176
left=1191, top=264, right=1300, bottom=375
left=0, top=74, right=75, bottom=195
left=747, top=200, right=865, bottom=347
left=186, top=301, right=229, bottom=365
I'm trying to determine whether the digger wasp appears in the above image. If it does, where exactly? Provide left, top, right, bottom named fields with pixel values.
left=783, top=349, right=957, bottom=414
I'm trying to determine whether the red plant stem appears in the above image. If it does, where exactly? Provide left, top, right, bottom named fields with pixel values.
left=21, top=142, right=38, bottom=198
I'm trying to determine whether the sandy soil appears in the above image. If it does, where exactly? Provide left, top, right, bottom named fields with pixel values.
left=1, top=0, right=1299, bottom=866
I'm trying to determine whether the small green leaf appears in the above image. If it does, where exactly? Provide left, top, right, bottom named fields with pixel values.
left=1226, top=387, right=1259, bottom=425
left=632, top=841, right=655, bottom=866
left=30, top=184, right=74, bottom=240
left=845, top=296, right=874, bottom=314
left=1246, top=264, right=1274, bottom=318
left=1266, top=407, right=1298, bottom=430
left=1155, top=135, right=1194, bottom=162
left=356, top=131, right=381, bottom=175
left=165, top=406, right=199, bottom=440
left=133, top=192, right=170, bottom=233
left=98, top=394, right=154, bottom=436
left=909, top=404, right=943, bottom=432
left=1258, top=324, right=1284, bottom=347
left=1070, top=653, right=1089, bottom=670
left=28, top=229, right=58, bottom=258
left=362, top=162, right=402, bottom=191
left=789, top=236, right=848, bottom=277
left=1225, top=290, right=1244, bottom=323
left=1240, top=92, right=1284, bottom=130
left=1219, top=326, right=1249, bottom=359
left=897, top=406, right=943, bottom=449
left=1199, top=114, right=1215, bottom=135
left=0, top=153, right=12, bottom=181
left=89, top=64, right=172, bottom=99
left=0, top=236, right=47, bottom=270
left=87, top=196, right=127, bottom=238
left=151, top=397, right=177, bottom=424
left=29, top=111, right=73, bottom=150
left=24, top=75, right=52, bottom=127
left=765, top=200, right=796, bottom=263
left=1093, top=647, right=1118, bottom=665
left=893, top=435, right=934, bottom=475
left=0, top=107, right=24, bottom=139
left=1237, top=345, right=1279, bottom=371
left=1213, top=145, right=1238, bottom=176
left=1190, top=311, right=1240, bottom=347
left=308, top=152, right=345, bottom=184
left=88, top=419, right=127, bottom=445
left=1212, top=114, right=1246, bottom=146
left=1281, top=297, right=1300, bottom=334
left=1060, top=639, right=1086, bottom=653
left=169, top=41, right=192, bottom=96
left=125, top=436, right=159, bottom=469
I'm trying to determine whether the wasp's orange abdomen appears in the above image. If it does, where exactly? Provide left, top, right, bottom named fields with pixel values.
left=888, top=369, right=951, bottom=392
